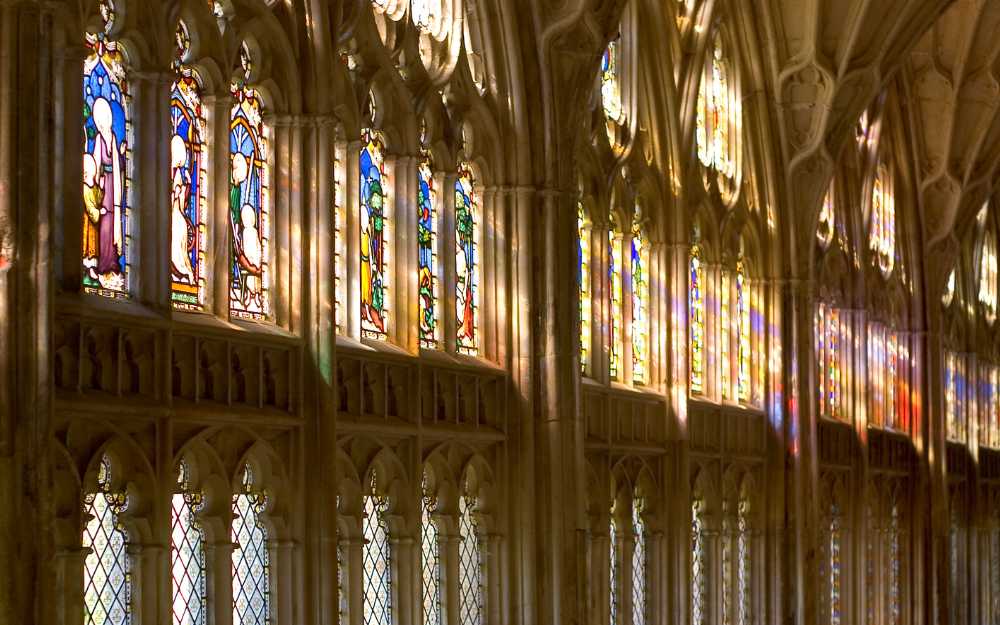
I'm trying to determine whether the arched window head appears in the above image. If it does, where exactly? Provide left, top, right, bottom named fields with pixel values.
left=696, top=32, right=740, bottom=198
left=942, top=269, right=956, bottom=308
left=601, top=35, right=625, bottom=125
left=609, top=225, right=624, bottom=381
left=360, top=124, right=390, bottom=340
left=170, top=20, right=208, bottom=311
left=83, top=453, right=131, bottom=625
left=229, top=43, right=271, bottom=320
left=82, top=0, right=132, bottom=299
left=869, top=162, right=895, bottom=278
left=421, top=469, right=442, bottom=625
left=578, top=201, right=592, bottom=373
left=231, top=464, right=269, bottom=625
left=631, top=493, right=648, bottom=625
left=458, top=478, right=484, bottom=625
left=689, top=243, right=705, bottom=394
left=818, top=182, right=835, bottom=249
left=978, top=210, right=997, bottom=324
left=456, top=163, right=480, bottom=355
left=172, top=459, right=207, bottom=625
left=418, top=126, right=439, bottom=348
left=363, top=470, right=392, bottom=625
left=631, top=214, right=650, bottom=385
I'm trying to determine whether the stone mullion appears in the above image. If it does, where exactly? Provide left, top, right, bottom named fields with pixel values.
left=923, top=307, right=948, bottom=625
left=54, top=547, right=90, bottom=625
left=393, top=155, right=417, bottom=352
left=440, top=171, right=458, bottom=354
left=209, top=539, right=236, bottom=625
left=208, top=93, right=233, bottom=318
left=762, top=271, right=785, bottom=625
left=443, top=529, right=461, bottom=625
left=346, top=140, right=362, bottom=340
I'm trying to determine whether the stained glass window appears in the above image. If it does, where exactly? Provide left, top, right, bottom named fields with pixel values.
left=690, top=245, right=705, bottom=394
left=980, top=226, right=997, bottom=324
left=171, top=460, right=206, bottom=625
left=363, top=471, right=392, bottom=625
left=229, top=44, right=271, bottom=319
left=360, top=125, right=389, bottom=339
left=829, top=504, right=843, bottom=625
left=818, top=182, right=835, bottom=249
left=83, top=453, right=131, bottom=625
left=459, top=492, right=483, bottom=625
left=691, top=497, right=707, bottom=625
left=601, top=35, right=624, bottom=124
left=421, top=472, right=441, bottom=625
left=631, top=496, right=646, bottom=625
left=610, top=227, right=624, bottom=381
left=721, top=270, right=732, bottom=399
left=609, top=516, right=619, bottom=625
left=816, top=305, right=844, bottom=420
left=696, top=34, right=737, bottom=186
left=82, top=1, right=132, bottom=298
left=411, top=0, right=438, bottom=32
left=418, top=138, right=439, bottom=348
left=737, top=496, right=751, bottom=625
left=334, top=145, right=346, bottom=332
left=578, top=201, right=592, bottom=373
left=736, top=261, right=751, bottom=403
left=942, top=269, right=956, bottom=308
left=456, top=163, right=480, bottom=355
left=870, top=163, right=895, bottom=277
left=232, top=465, right=269, bottom=625
left=170, top=21, right=208, bottom=311
left=946, top=351, right=966, bottom=442
left=631, top=219, right=649, bottom=385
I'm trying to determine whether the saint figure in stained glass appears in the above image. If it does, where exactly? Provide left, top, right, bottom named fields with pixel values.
left=229, top=44, right=270, bottom=319
left=360, top=126, right=388, bottom=339
left=170, top=21, right=208, bottom=310
left=418, top=132, right=438, bottom=347
left=82, top=2, right=131, bottom=297
left=456, top=164, right=479, bottom=355
left=631, top=218, right=649, bottom=385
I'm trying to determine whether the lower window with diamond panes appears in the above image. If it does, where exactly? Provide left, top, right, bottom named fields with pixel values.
left=459, top=477, right=485, bottom=625
left=172, top=459, right=207, bottom=625
left=232, top=464, right=270, bottom=625
left=363, top=470, right=392, bottom=625
left=83, top=454, right=132, bottom=625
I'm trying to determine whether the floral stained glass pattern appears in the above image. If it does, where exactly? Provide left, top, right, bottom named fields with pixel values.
left=459, top=494, right=483, bottom=625
left=229, top=45, right=271, bottom=319
left=232, top=465, right=269, bottom=625
left=610, top=228, right=624, bottom=380
left=418, top=150, right=439, bottom=347
left=171, top=461, right=206, bottom=625
left=690, top=245, right=705, bottom=393
left=170, top=21, right=208, bottom=310
left=631, top=221, right=649, bottom=385
left=361, top=127, right=389, bottom=339
left=83, top=454, right=131, bottom=625
left=421, top=474, right=441, bottom=625
left=82, top=2, right=132, bottom=298
left=631, top=497, right=647, bottom=625
left=363, top=473, right=392, bottom=625
left=456, top=164, right=480, bottom=355
left=578, top=202, right=592, bottom=373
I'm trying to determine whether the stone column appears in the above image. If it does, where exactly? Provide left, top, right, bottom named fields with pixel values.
left=209, top=540, right=236, bottom=625
left=440, top=171, right=458, bottom=354
left=393, top=155, right=418, bottom=352
left=345, top=140, right=362, bottom=340
left=273, top=538, right=295, bottom=625
left=207, top=93, right=234, bottom=319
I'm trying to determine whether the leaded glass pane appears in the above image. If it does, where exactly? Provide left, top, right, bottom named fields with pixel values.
left=83, top=454, right=131, bottom=625
left=578, top=201, right=592, bottom=373
left=456, top=164, right=480, bottom=355
left=609, top=228, right=624, bottom=380
left=691, top=498, right=707, bottom=625
left=459, top=494, right=484, bottom=625
left=363, top=474, right=392, bottom=625
left=631, top=221, right=649, bottom=385
left=631, top=497, right=646, bottom=625
left=361, top=126, right=389, bottom=339
left=421, top=477, right=441, bottom=625
left=690, top=245, right=705, bottom=393
left=737, top=497, right=751, bottom=625
left=610, top=517, right=618, bottom=625
left=171, top=461, right=207, bottom=625
left=418, top=144, right=439, bottom=348
left=830, top=504, right=842, bottom=625
left=232, top=465, right=269, bottom=625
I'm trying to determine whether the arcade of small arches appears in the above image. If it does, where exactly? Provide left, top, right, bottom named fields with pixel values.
left=3, top=1, right=1000, bottom=625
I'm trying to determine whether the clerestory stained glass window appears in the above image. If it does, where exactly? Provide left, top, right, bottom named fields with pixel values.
left=456, top=163, right=480, bottom=355
left=818, top=182, right=835, bottom=249
left=363, top=471, right=392, bottom=625
left=980, top=221, right=998, bottom=324
left=229, top=44, right=271, bottom=320
left=610, top=227, right=624, bottom=381
left=82, top=0, right=132, bottom=299
left=631, top=496, right=647, bottom=625
left=83, top=453, right=131, bottom=625
left=690, top=245, right=705, bottom=394
left=232, top=465, right=269, bottom=625
left=418, top=137, right=439, bottom=348
left=696, top=33, right=738, bottom=189
left=170, top=21, right=208, bottom=311
left=870, top=163, right=895, bottom=278
left=360, top=125, right=389, bottom=339
left=579, top=201, right=592, bottom=373
left=421, top=472, right=441, bottom=625
left=459, top=491, right=484, bottom=625
left=171, top=460, right=207, bottom=625
left=601, top=35, right=624, bottom=124
left=631, top=219, right=649, bottom=385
